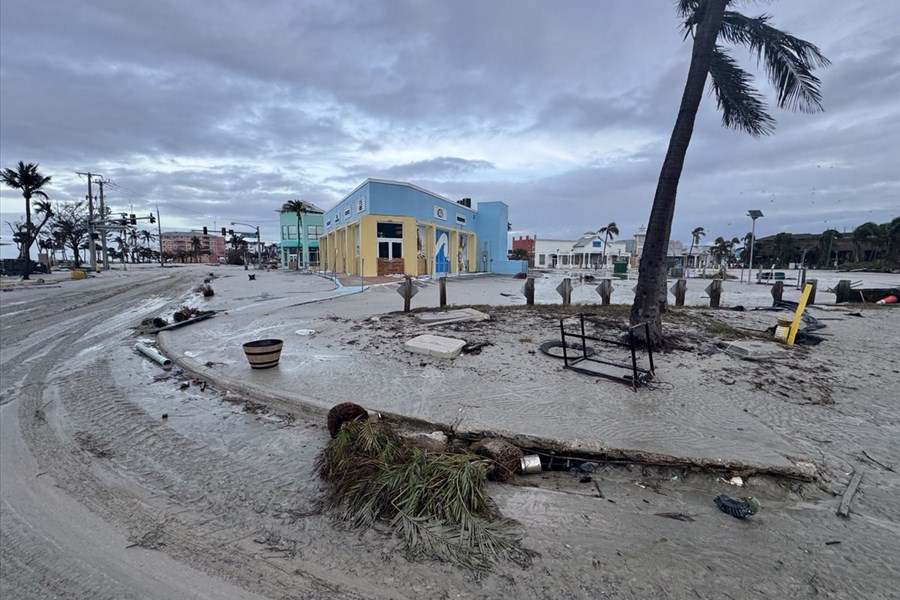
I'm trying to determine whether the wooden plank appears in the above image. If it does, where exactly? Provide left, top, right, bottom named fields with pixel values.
left=150, top=311, right=215, bottom=333
left=836, top=470, right=863, bottom=518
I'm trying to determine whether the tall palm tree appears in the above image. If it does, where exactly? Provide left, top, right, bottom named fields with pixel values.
left=1, top=161, right=52, bottom=279
left=630, top=1, right=829, bottom=346
left=817, top=229, right=840, bottom=268
left=596, top=222, right=619, bottom=267
left=687, top=226, right=705, bottom=275
left=282, top=199, right=310, bottom=269
left=190, top=236, right=202, bottom=263
left=127, top=228, right=140, bottom=263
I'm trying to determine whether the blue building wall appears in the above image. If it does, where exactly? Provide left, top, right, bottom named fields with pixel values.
left=474, top=201, right=527, bottom=275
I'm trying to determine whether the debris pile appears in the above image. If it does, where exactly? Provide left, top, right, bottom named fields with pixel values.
left=316, top=411, right=535, bottom=571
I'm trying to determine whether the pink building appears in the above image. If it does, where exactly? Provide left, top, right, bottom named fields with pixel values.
left=159, top=232, right=225, bottom=263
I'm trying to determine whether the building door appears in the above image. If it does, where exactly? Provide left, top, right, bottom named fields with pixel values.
left=435, top=229, right=450, bottom=275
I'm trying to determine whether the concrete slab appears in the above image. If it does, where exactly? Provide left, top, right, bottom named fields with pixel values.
left=415, top=308, right=490, bottom=326
left=723, top=340, right=791, bottom=360
left=404, top=334, right=467, bottom=358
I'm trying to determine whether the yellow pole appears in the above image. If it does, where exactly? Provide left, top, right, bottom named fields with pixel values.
left=786, top=283, right=813, bottom=346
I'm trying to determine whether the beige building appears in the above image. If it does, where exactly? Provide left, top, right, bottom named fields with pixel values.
left=159, top=232, right=225, bottom=263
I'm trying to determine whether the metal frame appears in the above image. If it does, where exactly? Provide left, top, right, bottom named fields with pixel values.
left=559, top=314, right=655, bottom=391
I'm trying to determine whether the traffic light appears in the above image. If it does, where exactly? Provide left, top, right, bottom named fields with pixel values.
left=149, top=213, right=156, bottom=224
left=203, top=226, right=208, bottom=236
left=129, top=213, right=137, bottom=225
left=221, top=227, right=227, bottom=236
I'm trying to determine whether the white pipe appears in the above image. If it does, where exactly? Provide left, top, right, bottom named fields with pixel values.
left=135, top=343, right=173, bottom=370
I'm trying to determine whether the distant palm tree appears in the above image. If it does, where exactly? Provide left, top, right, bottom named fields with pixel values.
left=190, top=236, right=202, bottom=263
left=852, top=222, right=879, bottom=262
left=1, top=161, right=52, bottom=279
left=631, top=1, right=829, bottom=345
left=282, top=199, right=310, bottom=269
left=817, top=229, right=840, bottom=267
left=687, top=226, right=705, bottom=274
left=596, top=222, right=619, bottom=267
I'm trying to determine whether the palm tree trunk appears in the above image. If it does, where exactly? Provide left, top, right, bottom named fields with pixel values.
left=296, top=216, right=301, bottom=269
left=21, top=194, right=33, bottom=279
left=630, top=0, right=727, bottom=346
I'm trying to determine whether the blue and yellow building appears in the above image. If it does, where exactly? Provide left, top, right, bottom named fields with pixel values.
left=320, top=179, right=523, bottom=277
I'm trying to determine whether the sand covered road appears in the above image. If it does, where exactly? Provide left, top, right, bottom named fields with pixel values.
left=2, top=265, right=899, bottom=599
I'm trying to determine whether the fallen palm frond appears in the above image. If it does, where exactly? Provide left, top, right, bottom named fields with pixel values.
left=315, top=420, right=535, bottom=571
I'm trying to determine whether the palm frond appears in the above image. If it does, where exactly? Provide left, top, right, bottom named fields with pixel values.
left=708, top=46, right=775, bottom=136
left=315, top=420, right=535, bottom=571
left=720, top=11, right=830, bottom=113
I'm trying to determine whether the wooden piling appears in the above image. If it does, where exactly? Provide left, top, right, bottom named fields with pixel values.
left=596, top=279, right=613, bottom=306
left=524, top=277, right=535, bottom=306
left=835, top=279, right=852, bottom=304
left=706, top=279, right=722, bottom=308
left=439, top=276, right=447, bottom=307
left=807, top=279, right=817, bottom=305
left=771, top=281, right=784, bottom=303
left=403, top=276, right=413, bottom=312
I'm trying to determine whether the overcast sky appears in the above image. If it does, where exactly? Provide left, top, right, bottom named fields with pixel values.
left=2, top=0, right=898, bottom=257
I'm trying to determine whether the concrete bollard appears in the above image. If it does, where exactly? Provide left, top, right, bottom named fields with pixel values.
left=807, top=279, right=818, bottom=304
left=670, top=279, right=687, bottom=307
left=596, top=279, right=613, bottom=306
left=439, top=276, right=447, bottom=308
left=770, top=280, right=784, bottom=303
left=705, top=279, right=723, bottom=308
left=524, top=277, right=535, bottom=306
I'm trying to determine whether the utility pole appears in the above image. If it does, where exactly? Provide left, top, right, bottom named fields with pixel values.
left=156, top=205, right=164, bottom=267
left=79, top=172, right=100, bottom=273
left=97, top=177, right=110, bottom=269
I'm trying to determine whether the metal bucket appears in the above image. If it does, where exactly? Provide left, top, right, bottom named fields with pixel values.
left=519, top=455, right=542, bottom=474
left=242, top=339, right=283, bottom=369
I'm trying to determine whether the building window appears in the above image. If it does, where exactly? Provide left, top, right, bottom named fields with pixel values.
left=306, top=225, right=323, bottom=240
left=281, top=225, right=296, bottom=240
left=538, top=254, right=546, bottom=266
left=377, top=222, right=403, bottom=260
left=356, top=197, right=366, bottom=212
left=344, top=207, right=351, bottom=218
left=456, top=214, right=467, bottom=225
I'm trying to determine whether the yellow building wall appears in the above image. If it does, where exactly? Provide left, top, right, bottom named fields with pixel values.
left=323, top=217, right=480, bottom=278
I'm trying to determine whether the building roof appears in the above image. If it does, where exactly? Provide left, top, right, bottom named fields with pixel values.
left=278, top=200, right=325, bottom=214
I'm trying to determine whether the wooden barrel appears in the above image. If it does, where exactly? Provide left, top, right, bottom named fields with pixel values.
left=242, top=339, right=283, bottom=369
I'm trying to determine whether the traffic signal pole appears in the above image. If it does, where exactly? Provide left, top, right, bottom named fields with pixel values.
left=156, top=206, right=164, bottom=267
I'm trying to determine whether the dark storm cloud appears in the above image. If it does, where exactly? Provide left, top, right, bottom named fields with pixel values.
left=1, top=0, right=897, bottom=249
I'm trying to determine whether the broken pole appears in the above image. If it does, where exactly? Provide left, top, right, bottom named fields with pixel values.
left=670, top=279, right=687, bottom=307
left=807, top=279, right=818, bottom=304
left=705, top=279, right=723, bottom=308
left=439, top=276, right=447, bottom=308
left=835, top=279, right=852, bottom=304
left=771, top=281, right=784, bottom=303
left=556, top=277, right=573, bottom=306
left=595, top=278, right=613, bottom=305
left=524, top=277, right=535, bottom=306
left=837, top=470, right=863, bottom=518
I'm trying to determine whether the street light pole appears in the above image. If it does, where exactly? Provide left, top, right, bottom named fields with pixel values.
left=747, top=210, right=763, bottom=284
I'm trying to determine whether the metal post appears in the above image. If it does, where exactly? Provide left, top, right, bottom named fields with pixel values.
left=439, top=276, right=447, bottom=307
left=807, top=279, right=818, bottom=304
left=98, top=179, right=109, bottom=270
left=156, top=206, right=164, bottom=267
left=747, top=210, right=763, bottom=284
left=770, top=281, right=784, bottom=303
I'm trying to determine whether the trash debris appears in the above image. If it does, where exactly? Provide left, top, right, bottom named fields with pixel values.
left=538, top=340, right=595, bottom=359
left=248, top=274, right=256, bottom=280
left=470, top=438, right=524, bottom=482
left=655, top=512, right=695, bottom=522
left=876, top=295, right=898, bottom=305
left=404, top=334, right=466, bottom=359
left=295, top=329, right=316, bottom=336
left=579, top=461, right=599, bottom=473
left=727, top=476, right=744, bottom=487
left=416, top=308, right=490, bottom=326
left=161, top=413, right=169, bottom=420
left=152, top=317, right=168, bottom=328
left=135, top=343, right=173, bottom=370
left=714, top=494, right=760, bottom=519
left=519, top=454, right=542, bottom=474
left=462, top=341, right=492, bottom=355
left=837, top=470, right=863, bottom=518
